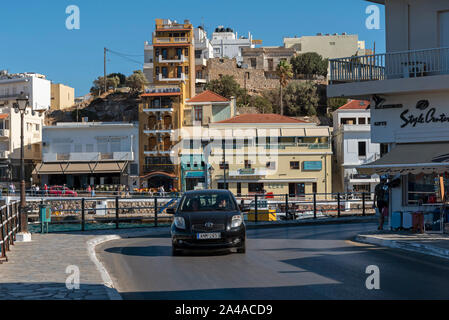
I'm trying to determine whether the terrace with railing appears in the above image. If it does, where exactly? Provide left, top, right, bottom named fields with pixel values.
left=330, top=47, right=449, bottom=84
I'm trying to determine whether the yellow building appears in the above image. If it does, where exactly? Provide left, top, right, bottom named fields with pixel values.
left=206, top=114, right=333, bottom=198
left=50, top=83, right=75, bottom=110
left=138, top=19, right=195, bottom=190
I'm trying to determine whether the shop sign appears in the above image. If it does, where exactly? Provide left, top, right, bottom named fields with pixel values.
left=400, top=100, right=449, bottom=128
left=303, top=161, right=322, bottom=171
left=239, top=168, right=256, bottom=175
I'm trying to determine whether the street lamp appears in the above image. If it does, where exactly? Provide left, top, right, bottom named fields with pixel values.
left=13, top=92, right=31, bottom=241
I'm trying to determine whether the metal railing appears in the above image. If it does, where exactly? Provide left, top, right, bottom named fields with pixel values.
left=0, top=201, right=20, bottom=263
left=330, top=47, right=449, bottom=83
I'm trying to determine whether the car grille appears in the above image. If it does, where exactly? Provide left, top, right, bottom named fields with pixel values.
left=191, top=224, right=226, bottom=232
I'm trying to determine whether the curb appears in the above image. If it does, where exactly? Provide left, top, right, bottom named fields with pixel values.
left=355, top=234, right=449, bottom=261
left=246, top=216, right=377, bottom=229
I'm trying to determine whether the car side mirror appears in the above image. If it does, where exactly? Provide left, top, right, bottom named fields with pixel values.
left=166, top=208, right=176, bottom=215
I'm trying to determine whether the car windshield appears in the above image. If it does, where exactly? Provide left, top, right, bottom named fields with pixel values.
left=179, top=192, right=237, bottom=212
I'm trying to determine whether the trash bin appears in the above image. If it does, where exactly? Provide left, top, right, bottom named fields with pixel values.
left=39, top=204, right=51, bottom=233
left=412, top=212, right=424, bottom=233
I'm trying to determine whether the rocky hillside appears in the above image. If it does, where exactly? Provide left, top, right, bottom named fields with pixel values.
left=46, top=91, right=140, bottom=125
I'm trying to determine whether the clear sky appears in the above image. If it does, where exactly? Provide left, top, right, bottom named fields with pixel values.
left=0, top=0, right=385, bottom=96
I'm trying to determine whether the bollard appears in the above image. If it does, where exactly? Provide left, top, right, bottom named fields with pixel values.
left=313, top=193, right=317, bottom=219
left=255, top=194, right=258, bottom=223
left=362, top=192, right=366, bottom=216
left=81, top=198, right=85, bottom=231
left=337, top=193, right=341, bottom=218
left=154, top=197, right=158, bottom=227
left=115, top=196, right=119, bottom=229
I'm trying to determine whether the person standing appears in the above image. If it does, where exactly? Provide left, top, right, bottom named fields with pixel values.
left=44, top=184, right=48, bottom=196
left=374, top=177, right=389, bottom=230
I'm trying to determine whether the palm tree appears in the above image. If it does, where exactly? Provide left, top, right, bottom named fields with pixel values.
left=276, top=60, right=293, bottom=116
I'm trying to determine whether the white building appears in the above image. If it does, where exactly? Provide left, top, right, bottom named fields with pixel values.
left=284, top=33, right=369, bottom=60
left=0, top=71, right=51, bottom=111
left=194, top=26, right=214, bottom=86
left=36, top=122, right=139, bottom=189
left=143, top=42, right=154, bottom=84
left=328, top=0, right=449, bottom=232
left=210, top=26, right=255, bottom=65
left=332, top=100, right=380, bottom=195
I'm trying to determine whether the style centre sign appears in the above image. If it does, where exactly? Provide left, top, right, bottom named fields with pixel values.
left=370, top=92, right=449, bottom=144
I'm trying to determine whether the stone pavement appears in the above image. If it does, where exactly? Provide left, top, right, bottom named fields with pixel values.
left=0, top=228, right=169, bottom=300
left=356, top=231, right=449, bottom=260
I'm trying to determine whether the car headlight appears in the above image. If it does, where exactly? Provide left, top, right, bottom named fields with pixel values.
left=231, top=215, right=243, bottom=228
left=174, top=216, right=186, bottom=229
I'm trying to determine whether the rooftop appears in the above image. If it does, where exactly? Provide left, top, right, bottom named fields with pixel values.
left=186, top=90, right=229, bottom=103
left=214, top=113, right=310, bottom=124
left=338, top=100, right=370, bottom=110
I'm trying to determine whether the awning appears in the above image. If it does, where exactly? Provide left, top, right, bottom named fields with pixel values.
left=257, top=129, right=281, bottom=137
left=281, top=128, right=305, bottom=137
left=0, top=114, right=9, bottom=120
left=33, top=162, right=128, bottom=175
left=305, top=128, right=329, bottom=137
left=233, top=128, right=256, bottom=138
left=140, top=171, right=177, bottom=179
left=358, top=143, right=449, bottom=175
left=185, top=171, right=205, bottom=178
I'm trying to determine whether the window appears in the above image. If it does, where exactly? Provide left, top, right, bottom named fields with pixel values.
left=176, top=48, right=182, bottom=58
left=358, top=141, right=367, bottom=157
left=407, top=173, right=449, bottom=205
left=380, top=143, right=389, bottom=157
left=177, top=66, right=183, bottom=78
left=86, top=144, right=94, bottom=152
left=162, top=48, right=167, bottom=59
left=341, top=118, right=357, bottom=125
left=237, top=183, right=242, bottom=196
left=74, top=144, right=82, bottom=153
left=358, top=118, right=366, bottom=125
left=179, top=192, right=237, bottom=212
left=217, top=183, right=229, bottom=190
left=248, top=183, right=264, bottom=193
left=194, top=106, right=202, bottom=122
left=219, top=162, right=229, bottom=169
left=330, top=42, right=336, bottom=46
left=184, top=48, right=189, bottom=57
left=290, top=161, right=300, bottom=170
left=35, top=124, right=40, bottom=131
left=250, top=58, right=257, bottom=68
left=162, top=67, right=168, bottom=77
left=244, top=160, right=251, bottom=169
left=155, top=67, right=160, bottom=75
left=214, top=48, right=221, bottom=55
left=266, top=162, right=276, bottom=169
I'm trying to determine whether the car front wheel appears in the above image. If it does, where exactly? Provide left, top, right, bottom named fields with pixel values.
left=172, top=246, right=183, bottom=256
left=236, top=241, right=246, bottom=254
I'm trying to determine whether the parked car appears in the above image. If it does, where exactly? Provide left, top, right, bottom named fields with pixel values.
left=168, top=189, right=246, bottom=256
left=49, top=186, right=78, bottom=197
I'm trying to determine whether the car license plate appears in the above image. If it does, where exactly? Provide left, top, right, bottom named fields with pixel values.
left=197, top=233, right=221, bottom=240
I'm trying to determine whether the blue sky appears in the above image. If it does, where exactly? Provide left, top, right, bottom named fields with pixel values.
left=0, top=0, right=385, bottom=96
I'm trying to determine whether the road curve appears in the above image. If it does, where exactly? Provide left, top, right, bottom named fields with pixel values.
left=96, top=223, right=449, bottom=300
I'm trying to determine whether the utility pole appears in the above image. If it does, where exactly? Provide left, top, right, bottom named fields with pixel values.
left=104, top=47, right=107, bottom=94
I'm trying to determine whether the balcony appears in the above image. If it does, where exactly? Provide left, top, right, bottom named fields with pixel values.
left=195, top=57, right=207, bottom=66
left=143, top=123, right=175, bottom=135
left=153, top=37, right=189, bottom=44
left=43, top=152, right=134, bottom=163
left=157, top=73, right=188, bottom=82
left=158, top=55, right=186, bottom=63
left=0, top=129, right=9, bottom=138
left=143, top=106, right=174, bottom=113
left=328, top=47, right=449, bottom=97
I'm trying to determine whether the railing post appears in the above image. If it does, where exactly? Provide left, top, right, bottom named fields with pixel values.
left=362, top=192, right=366, bottom=216
left=313, top=193, right=317, bottom=219
left=254, top=194, right=258, bottom=223
left=81, top=198, right=85, bottom=231
left=5, top=205, right=10, bottom=250
left=0, top=207, right=6, bottom=260
left=285, top=194, right=289, bottom=219
left=337, top=193, right=341, bottom=218
left=8, top=205, right=13, bottom=246
left=154, top=197, right=158, bottom=228
left=115, top=196, right=119, bottom=229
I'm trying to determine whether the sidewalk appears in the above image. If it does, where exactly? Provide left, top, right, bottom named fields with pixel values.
left=356, top=231, right=449, bottom=261
left=0, top=228, right=168, bottom=300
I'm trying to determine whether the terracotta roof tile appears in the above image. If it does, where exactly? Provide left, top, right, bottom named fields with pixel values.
left=214, top=114, right=309, bottom=124
left=186, top=90, right=229, bottom=103
left=338, top=100, right=370, bottom=110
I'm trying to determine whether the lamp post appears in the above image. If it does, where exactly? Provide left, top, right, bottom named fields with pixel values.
left=13, top=92, right=31, bottom=241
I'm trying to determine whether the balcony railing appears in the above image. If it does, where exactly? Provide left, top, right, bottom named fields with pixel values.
left=153, top=37, right=189, bottom=44
left=158, top=55, right=186, bottom=63
left=158, top=73, right=187, bottom=82
left=43, top=152, right=134, bottom=162
left=330, top=47, right=449, bottom=84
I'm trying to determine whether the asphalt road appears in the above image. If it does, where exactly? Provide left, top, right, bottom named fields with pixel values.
left=96, top=222, right=449, bottom=300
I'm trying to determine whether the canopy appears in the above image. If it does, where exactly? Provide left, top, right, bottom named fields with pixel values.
left=33, top=162, right=128, bottom=175
left=185, top=171, right=205, bottom=178
left=358, top=143, right=449, bottom=175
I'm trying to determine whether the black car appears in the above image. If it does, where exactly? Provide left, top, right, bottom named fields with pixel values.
left=167, top=189, right=246, bottom=256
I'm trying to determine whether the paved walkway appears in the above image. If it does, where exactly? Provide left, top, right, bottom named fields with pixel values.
left=356, top=231, right=449, bottom=260
left=0, top=228, right=168, bottom=300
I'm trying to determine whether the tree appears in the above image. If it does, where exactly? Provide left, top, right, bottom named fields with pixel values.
left=284, top=81, right=319, bottom=116
left=276, top=60, right=293, bottom=116
left=291, top=52, right=328, bottom=78
left=327, top=97, right=349, bottom=113
left=108, top=73, right=127, bottom=87
left=205, top=75, right=244, bottom=100
left=126, top=70, right=148, bottom=93
left=249, top=95, right=273, bottom=114
left=90, top=75, right=120, bottom=95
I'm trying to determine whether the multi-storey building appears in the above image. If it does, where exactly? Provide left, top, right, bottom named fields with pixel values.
left=332, top=100, right=380, bottom=196
left=210, top=26, right=255, bottom=66
left=36, top=122, right=139, bottom=189
left=284, top=33, right=369, bottom=60
left=194, top=26, right=214, bottom=91
left=50, top=83, right=75, bottom=110
left=241, top=47, right=296, bottom=72
left=139, top=19, right=196, bottom=191
left=205, top=114, right=332, bottom=198
left=327, top=0, right=449, bottom=230
left=0, top=71, right=51, bottom=111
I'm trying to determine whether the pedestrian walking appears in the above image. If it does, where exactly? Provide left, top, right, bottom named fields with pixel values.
left=373, top=176, right=389, bottom=231
left=44, top=184, right=48, bottom=196
left=91, top=186, right=95, bottom=197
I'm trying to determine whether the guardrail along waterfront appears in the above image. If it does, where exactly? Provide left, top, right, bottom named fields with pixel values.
left=0, top=201, right=20, bottom=263
left=17, top=192, right=375, bottom=233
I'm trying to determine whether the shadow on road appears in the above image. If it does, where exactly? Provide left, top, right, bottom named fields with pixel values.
left=104, top=245, right=234, bottom=257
